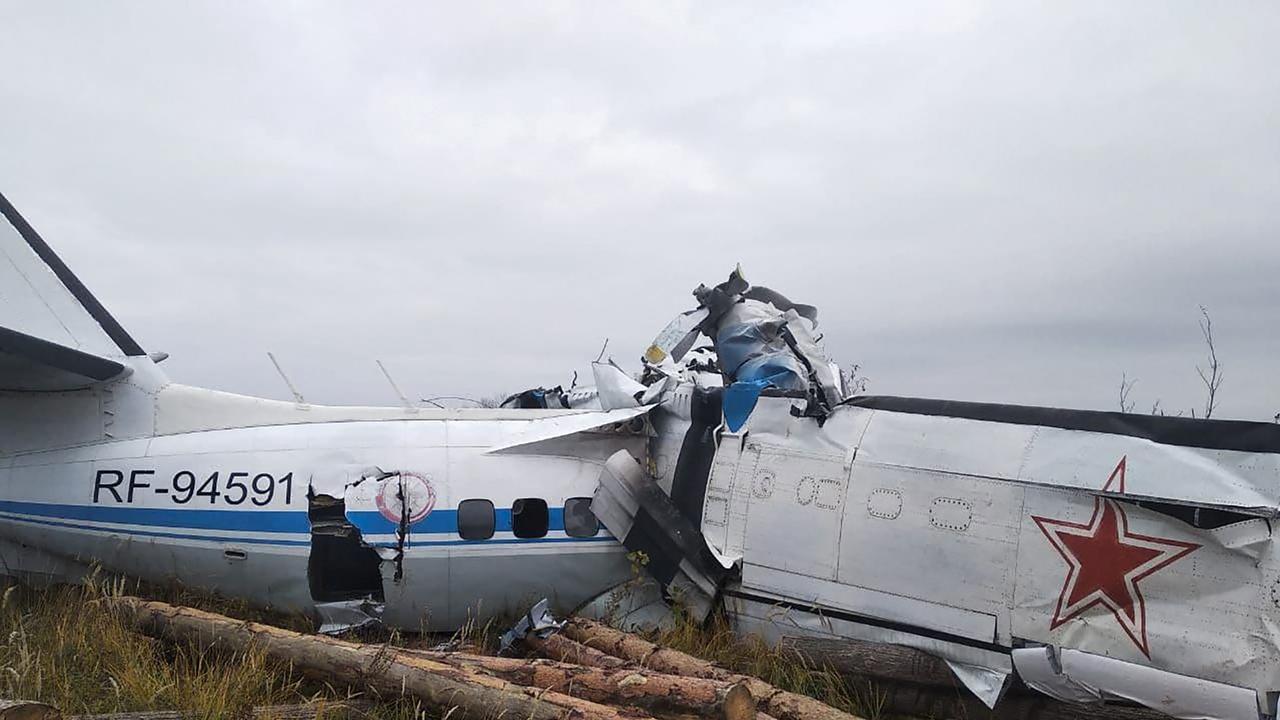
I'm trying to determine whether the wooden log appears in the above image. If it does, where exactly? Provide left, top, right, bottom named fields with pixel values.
left=525, top=633, right=631, bottom=670
left=70, top=702, right=366, bottom=720
left=562, top=618, right=863, bottom=720
left=0, top=699, right=61, bottom=719
left=103, top=596, right=649, bottom=720
left=520, top=636, right=781, bottom=720
left=395, top=647, right=755, bottom=720
left=780, top=637, right=957, bottom=688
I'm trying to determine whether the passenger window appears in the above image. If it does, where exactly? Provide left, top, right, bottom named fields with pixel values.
left=512, top=498, right=549, bottom=539
left=564, top=497, right=599, bottom=538
left=457, top=499, right=495, bottom=540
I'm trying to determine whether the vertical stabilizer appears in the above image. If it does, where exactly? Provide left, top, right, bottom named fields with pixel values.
left=0, top=191, right=145, bottom=358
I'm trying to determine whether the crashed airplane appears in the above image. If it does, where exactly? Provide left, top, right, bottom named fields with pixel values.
left=2, top=191, right=1279, bottom=720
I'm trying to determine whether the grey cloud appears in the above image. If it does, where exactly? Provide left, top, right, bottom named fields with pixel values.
left=2, top=1, right=1276, bottom=419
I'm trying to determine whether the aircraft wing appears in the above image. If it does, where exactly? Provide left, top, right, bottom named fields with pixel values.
left=0, top=191, right=142, bottom=391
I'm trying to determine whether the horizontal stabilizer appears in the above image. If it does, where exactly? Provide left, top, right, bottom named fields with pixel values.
left=0, top=325, right=130, bottom=391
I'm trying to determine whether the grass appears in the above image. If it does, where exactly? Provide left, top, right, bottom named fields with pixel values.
left=0, top=575, right=430, bottom=719
left=654, top=606, right=889, bottom=720
left=0, top=573, right=894, bottom=720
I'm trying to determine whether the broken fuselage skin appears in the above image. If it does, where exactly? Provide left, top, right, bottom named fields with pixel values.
left=652, top=391, right=1280, bottom=720
left=0, top=360, right=647, bottom=631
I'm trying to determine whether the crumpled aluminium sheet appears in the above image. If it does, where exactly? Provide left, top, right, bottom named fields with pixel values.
left=717, top=301, right=812, bottom=431
left=1011, top=646, right=1260, bottom=720
left=315, top=598, right=383, bottom=635
left=690, top=270, right=845, bottom=431
left=499, top=597, right=564, bottom=653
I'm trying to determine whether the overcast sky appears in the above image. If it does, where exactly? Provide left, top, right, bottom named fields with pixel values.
left=3, top=2, right=1277, bottom=420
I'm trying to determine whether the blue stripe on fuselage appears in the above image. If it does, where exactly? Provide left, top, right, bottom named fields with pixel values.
left=0, top=501, right=570, bottom=534
left=0, top=511, right=615, bottom=548
left=0, top=500, right=588, bottom=545
left=0, top=499, right=310, bottom=532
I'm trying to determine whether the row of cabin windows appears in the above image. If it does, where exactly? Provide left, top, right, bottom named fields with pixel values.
left=456, top=497, right=599, bottom=540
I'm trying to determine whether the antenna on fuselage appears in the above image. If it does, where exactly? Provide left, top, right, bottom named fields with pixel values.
left=377, top=359, right=418, bottom=413
left=267, top=351, right=308, bottom=407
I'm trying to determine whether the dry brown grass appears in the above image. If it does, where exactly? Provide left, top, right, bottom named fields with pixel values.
left=0, top=575, right=430, bottom=719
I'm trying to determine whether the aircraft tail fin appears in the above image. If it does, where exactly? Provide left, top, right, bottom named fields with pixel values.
left=0, top=191, right=147, bottom=391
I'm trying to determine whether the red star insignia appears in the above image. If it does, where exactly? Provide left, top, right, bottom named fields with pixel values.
left=1032, top=458, right=1199, bottom=657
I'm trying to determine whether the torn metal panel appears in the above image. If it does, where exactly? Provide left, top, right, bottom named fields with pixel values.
left=1010, top=646, right=1103, bottom=704
left=717, top=304, right=811, bottom=432
left=644, top=307, right=710, bottom=365
left=1014, top=646, right=1261, bottom=720
left=943, top=659, right=1011, bottom=709
left=307, top=463, right=387, bottom=506
left=483, top=405, right=653, bottom=454
left=339, top=470, right=438, bottom=583
left=639, top=267, right=846, bottom=433
left=699, top=426, right=748, bottom=569
left=315, top=598, right=383, bottom=635
left=575, top=577, right=677, bottom=632
left=721, top=314, right=835, bottom=429
left=499, top=598, right=563, bottom=653
left=593, top=361, right=649, bottom=411
left=592, top=449, right=725, bottom=621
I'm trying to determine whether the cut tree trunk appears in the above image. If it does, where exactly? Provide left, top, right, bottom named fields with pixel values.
left=525, top=632, right=631, bottom=671
left=0, top=699, right=60, bottom=720
left=395, top=648, right=755, bottom=720
left=780, top=637, right=957, bottom=688
left=103, top=596, right=648, bottom=720
left=70, top=702, right=367, bottom=720
left=561, top=618, right=864, bottom=720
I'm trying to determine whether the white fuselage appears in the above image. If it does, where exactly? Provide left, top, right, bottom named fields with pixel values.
left=0, top=362, right=641, bottom=630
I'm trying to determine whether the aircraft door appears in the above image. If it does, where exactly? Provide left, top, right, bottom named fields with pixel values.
left=701, top=427, right=748, bottom=566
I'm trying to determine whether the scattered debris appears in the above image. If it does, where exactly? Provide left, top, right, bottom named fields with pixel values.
left=498, top=598, right=562, bottom=654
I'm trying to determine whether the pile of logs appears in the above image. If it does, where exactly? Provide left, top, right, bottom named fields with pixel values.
left=28, top=595, right=1169, bottom=720
left=99, top=596, right=864, bottom=720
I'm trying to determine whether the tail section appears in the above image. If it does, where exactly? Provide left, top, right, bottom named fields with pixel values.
left=0, top=191, right=146, bottom=391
